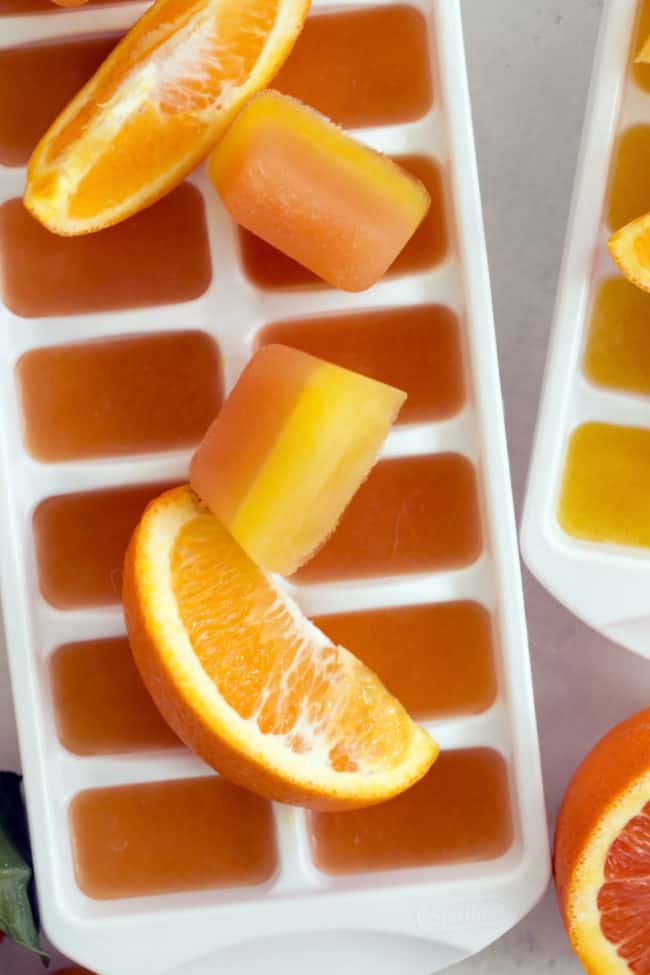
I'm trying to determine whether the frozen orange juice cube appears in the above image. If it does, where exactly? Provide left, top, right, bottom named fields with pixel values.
left=208, top=91, right=430, bottom=292
left=190, top=344, right=406, bottom=575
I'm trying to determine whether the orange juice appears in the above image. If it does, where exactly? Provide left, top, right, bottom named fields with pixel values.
left=274, top=5, right=433, bottom=128
left=258, top=304, right=464, bottom=424
left=558, top=422, right=650, bottom=548
left=17, top=331, right=223, bottom=462
left=0, top=186, right=211, bottom=317
left=0, top=35, right=119, bottom=166
left=33, top=482, right=178, bottom=609
left=70, top=777, right=277, bottom=899
left=583, top=276, right=650, bottom=395
left=239, top=155, right=448, bottom=289
left=50, top=638, right=179, bottom=755
left=294, top=454, right=482, bottom=583
left=314, top=602, right=496, bottom=719
left=309, top=749, right=512, bottom=874
left=606, top=126, right=650, bottom=231
left=632, top=0, right=650, bottom=93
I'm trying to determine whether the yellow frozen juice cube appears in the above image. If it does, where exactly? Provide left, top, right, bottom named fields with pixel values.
left=189, top=345, right=406, bottom=575
left=208, top=91, right=431, bottom=292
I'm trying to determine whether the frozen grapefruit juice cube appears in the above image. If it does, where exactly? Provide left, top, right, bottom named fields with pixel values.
left=208, top=91, right=430, bottom=292
left=239, top=154, right=447, bottom=290
left=190, top=344, right=406, bottom=575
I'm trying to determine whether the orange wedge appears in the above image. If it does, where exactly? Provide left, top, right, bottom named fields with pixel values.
left=25, top=0, right=310, bottom=235
left=123, top=486, right=437, bottom=810
left=637, top=34, right=650, bottom=63
left=609, top=213, right=650, bottom=293
left=555, top=709, right=650, bottom=975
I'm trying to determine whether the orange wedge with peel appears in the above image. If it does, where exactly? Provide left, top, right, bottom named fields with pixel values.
left=609, top=213, right=650, bottom=293
left=123, top=485, right=437, bottom=810
left=25, top=0, right=310, bottom=236
left=555, top=708, right=650, bottom=975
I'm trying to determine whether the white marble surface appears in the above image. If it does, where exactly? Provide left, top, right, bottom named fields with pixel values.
left=4, top=0, right=650, bottom=971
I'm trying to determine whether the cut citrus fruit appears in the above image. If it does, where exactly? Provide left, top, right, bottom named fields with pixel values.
left=122, top=485, right=437, bottom=809
left=190, top=345, right=406, bottom=576
left=637, top=34, right=650, bottom=64
left=554, top=708, right=650, bottom=975
left=609, top=213, right=650, bottom=293
left=25, top=0, right=310, bottom=235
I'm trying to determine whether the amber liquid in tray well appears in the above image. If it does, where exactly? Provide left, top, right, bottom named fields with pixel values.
left=315, top=602, right=497, bottom=720
left=0, top=185, right=212, bottom=317
left=559, top=423, right=650, bottom=550
left=17, top=331, right=223, bottom=462
left=584, top=277, right=650, bottom=396
left=0, top=2, right=511, bottom=889
left=50, top=638, right=180, bottom=756
left=33, top=482, right=179, bottom=610
left=275, top=4, right=433, bottom=128
left=310, top=749, right=513, bottom=874
left=259, top=304, right=464, bottom=424
left=70, top=777, right=278, bottom=899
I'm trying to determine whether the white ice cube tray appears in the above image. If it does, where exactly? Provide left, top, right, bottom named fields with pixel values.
left=522, top=0, right=650, bottom=657
left=0, top=1, right=548, bottom=973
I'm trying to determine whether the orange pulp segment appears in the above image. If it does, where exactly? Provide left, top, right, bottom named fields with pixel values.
left=190, top=345, right=406, bottom=576
left=609, top=212, right=650, bottom=293
left=123, top=485, right=437, bottom=809
left=208, top=91, right=430, bottom=291
left=70, top=776, right=277, bottom=898
left=25, top=0, right=310, bottom=235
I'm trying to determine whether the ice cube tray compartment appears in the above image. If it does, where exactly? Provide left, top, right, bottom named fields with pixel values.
left=0, top=2, right=548, bottom=973
left=522, top=0, right=650, bottom=656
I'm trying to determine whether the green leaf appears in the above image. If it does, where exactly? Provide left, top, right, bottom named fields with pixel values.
left=0, top=772, right=49, bottom=965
